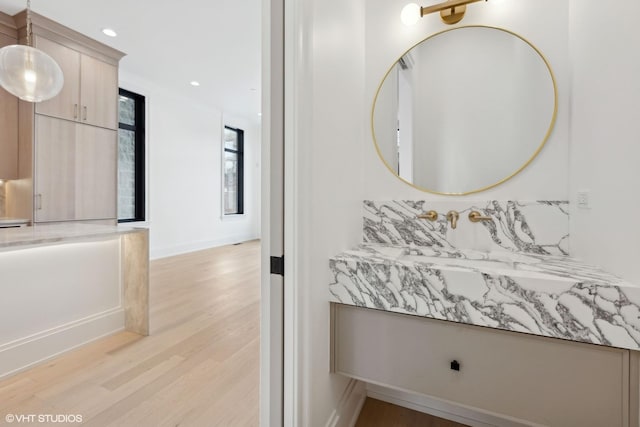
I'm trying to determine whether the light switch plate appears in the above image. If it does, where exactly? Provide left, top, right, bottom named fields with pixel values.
left=577, top=190, right=590, bottom=209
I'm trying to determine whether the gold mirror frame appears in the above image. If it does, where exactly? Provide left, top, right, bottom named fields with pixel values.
left=371, top=25, right=559, bottom=196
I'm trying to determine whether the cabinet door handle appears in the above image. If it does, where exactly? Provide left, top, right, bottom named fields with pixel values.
left=36, top=194, right=42, bottom=210
left=74, top=104, right=78, bottom=119
left=83, top=106, right=88, bottom=121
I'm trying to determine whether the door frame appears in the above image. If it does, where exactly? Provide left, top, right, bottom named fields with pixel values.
left=261, top=0, right=307, bottom=424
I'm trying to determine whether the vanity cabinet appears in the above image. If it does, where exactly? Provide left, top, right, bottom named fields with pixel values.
left=35, top=116, right=116, bottom=222
left=332, top=304, right=631, bottom=426
left=0, top=32, right=18, bottom=179
left=34, top=37, right=118, bottom=130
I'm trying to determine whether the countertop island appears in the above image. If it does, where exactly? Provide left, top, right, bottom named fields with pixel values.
left=0, top=223, right=149, bottom=379
left=0, top=222, right=144, bottom=248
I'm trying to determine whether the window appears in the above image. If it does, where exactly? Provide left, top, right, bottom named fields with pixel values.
left=118, top=88, right=145, bottom=222
left=223, top=126, right=244, bottom=215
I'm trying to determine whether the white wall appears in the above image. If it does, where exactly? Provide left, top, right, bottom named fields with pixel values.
left=292, top=0, right=640, bottom=424
left=569, top=1, right=640, bottom=284
left=119, top=72, right=261, bottom=259
left=373, top=66, right=399, bottom=173
left=292, top=1, right=570, bottom=425
left=365, top=0, right=570, bottom=200
left=290, top=0, right=366, bottom=424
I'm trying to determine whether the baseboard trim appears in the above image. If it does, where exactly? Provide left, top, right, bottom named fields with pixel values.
left=366, top=384, right=540, bottom=427
left=0, top=308, right=125, bottom=380
left=326, top=379, right=367, bottom=427
left=150, top=234, right=259, bottom=260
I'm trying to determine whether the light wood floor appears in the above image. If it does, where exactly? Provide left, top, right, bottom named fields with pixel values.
left=0, top=240, right=260, bottom=427
left=356, top=398, right=469, bottom=427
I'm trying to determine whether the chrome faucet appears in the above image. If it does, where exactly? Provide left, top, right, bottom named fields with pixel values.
left=446, top=211, right=459, bottom=229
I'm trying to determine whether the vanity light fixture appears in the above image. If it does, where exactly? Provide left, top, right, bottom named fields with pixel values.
left=402, top=0, right=487, bottom=26
left=0, top=0, right=64, bottom=102
left=190, top=81, right=200, bottom=87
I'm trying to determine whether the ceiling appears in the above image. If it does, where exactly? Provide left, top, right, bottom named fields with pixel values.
left=0, top=0, right=262, bottom=122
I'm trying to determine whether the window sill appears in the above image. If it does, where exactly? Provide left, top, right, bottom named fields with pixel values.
left=118, top=220, right=150, bottom=228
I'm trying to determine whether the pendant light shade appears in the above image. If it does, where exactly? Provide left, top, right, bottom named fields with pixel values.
left=0, top=0, right=64, bottom=102
left=0, top=44, right=64, bottom=102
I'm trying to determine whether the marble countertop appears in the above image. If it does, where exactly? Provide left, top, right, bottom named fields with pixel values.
left=0, top=223, right=145, bottom=249
left=330, top=243, right=640, bottom=350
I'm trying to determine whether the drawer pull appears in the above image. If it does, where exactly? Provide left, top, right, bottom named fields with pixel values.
left=450, top=360, right=461, bottom=371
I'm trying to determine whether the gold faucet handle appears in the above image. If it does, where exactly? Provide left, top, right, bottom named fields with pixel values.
left=468, top=211, right=492, bottom=223
left=446, top=210, right=459, bottom=229
left=417, top=210, right=438, bottom=221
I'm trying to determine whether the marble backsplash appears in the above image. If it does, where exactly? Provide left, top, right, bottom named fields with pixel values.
left=363, top=200, right=570, bottom=256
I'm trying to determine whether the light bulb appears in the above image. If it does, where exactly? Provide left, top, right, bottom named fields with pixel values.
left=401, top=3, right=421, bottom=26
left=24, top=69, right=36, bottom=83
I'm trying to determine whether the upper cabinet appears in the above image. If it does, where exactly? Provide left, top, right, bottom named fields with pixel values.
left=33, top=37, right=80, bottom=123
left=0, top=16, right=18, bottom=180
left=35, top=37, right=118, bottom=130
left=80, top=55, right=118, bottom=129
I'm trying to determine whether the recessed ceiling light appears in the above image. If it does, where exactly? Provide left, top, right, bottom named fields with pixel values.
left=258, top=113, right=262, bottom=117
left=190, top=81, right=200, bottom=87
left=102, top=28, right=117, bottom=37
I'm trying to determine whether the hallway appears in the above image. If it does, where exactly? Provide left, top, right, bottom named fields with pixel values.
left=0, top=240, right=260, bottom=426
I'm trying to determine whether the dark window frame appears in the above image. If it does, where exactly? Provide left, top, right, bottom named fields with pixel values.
left=118, top=88, right=146, bottom=223
left=223, top=126, right=244, bottom=215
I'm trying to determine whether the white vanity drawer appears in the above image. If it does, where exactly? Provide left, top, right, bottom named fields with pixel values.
left=332, top=304, right=630, bottom=427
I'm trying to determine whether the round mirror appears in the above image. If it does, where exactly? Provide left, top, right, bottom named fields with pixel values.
left=372, top=26, right=557, bottom=195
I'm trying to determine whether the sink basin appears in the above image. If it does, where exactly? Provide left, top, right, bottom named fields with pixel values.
left=401, top=253, right=514, bottom=270
left=329, top=243, right=640, bottom=350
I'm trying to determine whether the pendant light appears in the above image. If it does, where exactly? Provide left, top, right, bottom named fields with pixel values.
left=0, top=0, right=63, bottom=102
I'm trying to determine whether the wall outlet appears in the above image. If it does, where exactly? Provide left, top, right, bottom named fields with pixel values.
left=577, top=190, right=590, bottom=209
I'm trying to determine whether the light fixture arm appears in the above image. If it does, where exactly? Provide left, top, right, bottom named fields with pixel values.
left=412, top=0, right=487, bottom=25
left=420, top=0, right=485, bottom=16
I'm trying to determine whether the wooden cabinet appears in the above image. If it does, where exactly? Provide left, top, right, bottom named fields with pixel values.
left=80, top=54, right=118, bottom=129
left=34, top=116, right=76, bottom=222
left=35, top=37, right=118, bottom=130
left=4, top=10, right=125, bottom=223
left=333, top=304, right=631, bottom=427
left=33, top=37, right=81, bottom=123
left=35, top=116, right=116, bottom=222
left=75, top=124, right=117, bottom=219
left=0, top=32, right=18, bottom=179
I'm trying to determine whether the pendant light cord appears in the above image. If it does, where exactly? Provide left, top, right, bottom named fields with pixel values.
left=26, top=0, right=32, bottom=47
